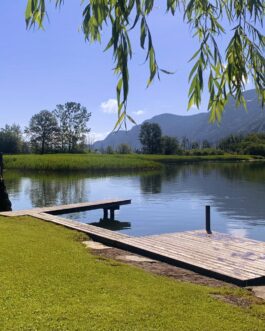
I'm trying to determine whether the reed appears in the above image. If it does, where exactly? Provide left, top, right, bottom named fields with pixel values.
left=3, top=153, right=260, bottom=172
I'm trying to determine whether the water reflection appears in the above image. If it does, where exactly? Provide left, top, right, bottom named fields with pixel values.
left=29, top=176, right=87, bottom=207
left=140, top=173, right=162, bottom=194
left=4, top=163, right=265, bottom=240
left=89, top=219, right=131, bottom=231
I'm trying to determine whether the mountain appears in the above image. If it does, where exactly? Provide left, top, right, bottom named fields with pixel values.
left=93, top=89, right=265, bottom=150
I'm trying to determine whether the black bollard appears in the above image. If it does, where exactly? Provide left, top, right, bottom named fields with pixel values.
left=205, top=205, right=212, bottom=234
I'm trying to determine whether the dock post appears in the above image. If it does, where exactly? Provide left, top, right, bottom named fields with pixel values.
left=110, top=209, right=115, bottom=221
left=103, top=208, right=108, bottom=220
left=205, top=205, right=212, bottom=234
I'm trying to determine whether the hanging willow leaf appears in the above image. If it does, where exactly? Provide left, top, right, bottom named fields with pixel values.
left=25, top=0, right=265, bottom=128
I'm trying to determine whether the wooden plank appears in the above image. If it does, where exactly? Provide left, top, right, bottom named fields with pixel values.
left=45, top=199, right=131, bottom=215
left=118, top=240, right=259, bottom=282
left=31, top=212, right=130, bottom=241
left=143, top=234, right=265, bottom=271
left=146, top=235, right=265, bottom=273
left=157, top=231, right=265, bottom=255
left=0, top=199, right=131, bottom=217
left=146, top=233, right=265, bottom=260
left=126, top=236, right=265, bottom=276
left=120, top=237, right=262, bottom=279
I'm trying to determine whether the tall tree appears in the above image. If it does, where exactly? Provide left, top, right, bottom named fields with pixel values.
left=0, top=124, right=23, bottom=154
left=218, top=134, right=243, bottom=152
left=25, top=1, right=264, bottom=127
left=116, top=144, right=132, bottom=154
left=25, top=110, right=59, bottom=154
left=202, top=140, right=211, bottom=149
left=139, top=122, right=162, bottom=154
left=161, top=136, right=180, bottom=155
left=191, top=141, right=200, bottom=149
left=181, top=137, right=190, bottom=150
left=53, top=102, right=91, bottom=153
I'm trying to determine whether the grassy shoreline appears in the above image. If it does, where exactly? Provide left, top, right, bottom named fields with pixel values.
left=0, top=215, right=264, bottom=330
left=3, top=153, right=263, bottom=172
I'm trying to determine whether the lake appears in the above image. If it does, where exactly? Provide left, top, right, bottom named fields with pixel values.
left=4, top=162, right=265, bottom=241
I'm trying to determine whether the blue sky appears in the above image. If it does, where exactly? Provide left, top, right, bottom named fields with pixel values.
left=0, top=2, right=254, bottom=141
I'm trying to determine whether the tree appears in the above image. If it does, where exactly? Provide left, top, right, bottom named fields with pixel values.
left=181, top=137, right=190, bottom=150
left=202, top=140, right=211, bottom=149
left=53, top=102, right=91, bottom=153
left=116, top=144, right=132, bottom=154
left=244, top=143, right=265, bottom=156
left=106, top=146, right=114, bottom=154
left=0, top=124, right=23, bottom=154
left=25, top=1, right=264, bottom=127
left=139, top=122, right=162, bottom=154
left=218, top=133, right=265, bottom=155
left=25, top=110, right=59, bottom=154
left=218, top=134, right=243, bottom=152
left=191, top=141, right=200, bottom=149
left=161, top=136, right=180, bottom=155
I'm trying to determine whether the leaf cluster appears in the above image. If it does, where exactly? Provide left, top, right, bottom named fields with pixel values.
left=25, top=0, right=264, bottom=127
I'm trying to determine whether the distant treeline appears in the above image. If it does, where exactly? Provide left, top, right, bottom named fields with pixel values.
left=1, top=117, right=265, bottom=157
left=0, top=102, right=91, bottom=154
left=98, top=123, right=265, bottom=157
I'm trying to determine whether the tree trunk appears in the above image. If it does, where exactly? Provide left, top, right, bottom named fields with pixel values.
left=41, top=137, right=45, bottom=154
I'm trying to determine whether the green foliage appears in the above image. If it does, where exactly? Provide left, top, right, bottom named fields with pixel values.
left=140, top=154, right=256, bottom=163
left=0, top=216, right=264, bottom=330
left=116, top=143, right=132, bottom=154
left=202, top=140, right=211, bottom=149
left=185, top=148, right=224, bottom=156
left=218, top=134, right=244, bottom=152
left=3, top=153, right=259, bottom=172
left=25, top=0, right=264, bottom=128
left=181, top=136, right=191, bottom=150
left=105, top=145, right=114, bottom=154
left=244, top=143, right=265, bottom=156
left=243, top=132, right=265, bottom=143
left=219, top=133, right=265, bottom=156
left=4, top=154, right=161, bottom=171
left=53, top=102, right=91, bottom=153
left=0, top=124, right=25, bottom=154
left=25, top=110, right=59, bottom=154
left=191, top=141, right=200, bottom=149
left=22, top=103, right=91, bottom=154
left=139, top=122, right=162, bottom=154
left=161, top=135, right=180, bottom=155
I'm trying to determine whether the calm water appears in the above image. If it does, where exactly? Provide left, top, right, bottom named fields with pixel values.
left=4, top=163, right=265, bottom=241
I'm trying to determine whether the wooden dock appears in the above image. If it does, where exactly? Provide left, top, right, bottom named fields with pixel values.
left=1, top=200, right=265, bottom=287
left=0, top=199, right=131, bottom=220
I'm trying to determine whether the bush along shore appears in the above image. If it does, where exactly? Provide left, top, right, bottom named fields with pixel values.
left=2, top=153, right=264, bottom=172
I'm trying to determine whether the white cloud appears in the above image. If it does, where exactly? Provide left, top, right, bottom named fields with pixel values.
left=90, top=132, right=110, bottom=142
left=100, top=98, right=118, bottom=114
left=133, top=110, right=145, bottom=116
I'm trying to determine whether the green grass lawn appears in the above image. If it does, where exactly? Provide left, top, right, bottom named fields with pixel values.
left=4, top=153, right=261, bottom=172
left=0, top=216, right=264, bottom=331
